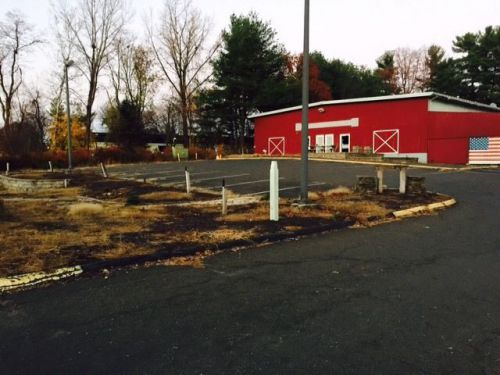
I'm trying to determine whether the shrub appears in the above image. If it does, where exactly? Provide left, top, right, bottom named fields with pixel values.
left=188, top=146, right=216, bottom=160
left=162, top=146, right=173, bottom=161
left=72, top=149, right=93, bottom=166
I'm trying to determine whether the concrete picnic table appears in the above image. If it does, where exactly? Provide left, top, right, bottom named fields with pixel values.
left=375, top=164, right=409, bottom=194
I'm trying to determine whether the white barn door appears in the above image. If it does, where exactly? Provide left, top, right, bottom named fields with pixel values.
left=268, top=137, right=285, bottom=156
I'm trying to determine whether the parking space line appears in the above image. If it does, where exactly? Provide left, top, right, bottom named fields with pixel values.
left=113, top=169, right=184, bottom=178
left=152, top=171, right=221, bottom=181
left=224, top=178, right=285, bottom=188
left=246, top=182, right=327, bottom=196
left=190, top=173, right=251, bottom=183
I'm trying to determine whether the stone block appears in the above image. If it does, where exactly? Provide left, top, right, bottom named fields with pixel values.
left=355, top=176, right=377, bottom=193
left=407, top=176, right=426, bottom=194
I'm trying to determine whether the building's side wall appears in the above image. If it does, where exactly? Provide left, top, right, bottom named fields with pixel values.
left=427, top=112, right=500, bottom=164
left=254, top=99, right=430, bottom=156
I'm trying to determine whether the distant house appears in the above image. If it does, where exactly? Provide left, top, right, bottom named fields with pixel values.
left=91, top=130, right=167, bottom=152
left=249, top=92, right=500, bottom=165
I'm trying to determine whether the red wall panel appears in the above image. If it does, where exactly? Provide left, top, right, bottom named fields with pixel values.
left=427, top=112, right=500, bottom=164
left=427, top=138, right=469, bottom=164
left=254, top=99, right=430, bottom=155
left=253, top=98, right=500, bottom=164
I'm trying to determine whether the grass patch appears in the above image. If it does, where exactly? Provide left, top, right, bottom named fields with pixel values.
left=68, top=203, right=105, bottom=217
left=139, top=191, right=191, bottom=202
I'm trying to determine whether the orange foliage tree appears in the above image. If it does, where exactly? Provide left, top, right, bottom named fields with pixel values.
left=49, top=115, right=87, bottom=151
left=286, top=54, right=333, bottom=102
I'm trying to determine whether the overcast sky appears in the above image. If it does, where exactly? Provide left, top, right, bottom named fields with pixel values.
left=1, top=0, right=499, bottom=97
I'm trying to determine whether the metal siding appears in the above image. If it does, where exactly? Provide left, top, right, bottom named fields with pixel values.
left=427, top=112, right=500, bottom=164
left=254, top=99, right=429, bottom=155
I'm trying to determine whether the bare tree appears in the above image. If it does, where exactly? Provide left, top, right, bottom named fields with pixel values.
left=148, top=0, right=219, bottom=147
left=0, top=11, right=42, bottom=129
left=16, top=89, right=49, bottom=149
left=54, top=0, right=126, bottom=148
left=393, top=47, right=428, bottom=94
left=107, top=40, right=158, bottom=115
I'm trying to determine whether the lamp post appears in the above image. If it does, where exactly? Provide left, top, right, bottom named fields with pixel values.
left=64, top=59, right=74, bottom=170
left=300, top=0, right=310, bottom=203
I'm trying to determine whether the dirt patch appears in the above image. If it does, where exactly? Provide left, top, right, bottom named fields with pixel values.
left=0, top=176, right=451, bottom=278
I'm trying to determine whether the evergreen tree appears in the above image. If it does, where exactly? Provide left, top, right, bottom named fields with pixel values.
left=452, top=25, right=500, bottom=105
left=312, top=52, right=390, bottom=98
left=376, top=51, right=399, bottom=94
left=105, top=100, right=145, bottom=150
left=209, top=12, right=288, bottom=149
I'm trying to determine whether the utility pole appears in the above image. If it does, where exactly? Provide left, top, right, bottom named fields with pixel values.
left=300, top=0, right=310, bottom=203
left=65, top=60, right=75, bottom=170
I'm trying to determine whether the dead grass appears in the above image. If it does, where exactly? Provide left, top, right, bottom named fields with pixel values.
left=140, top=191, right=191, bottom=201
left=68, top=203, right=105, bottom=217
left=93, top=243, right=155, bottom=260
left=176, top=228, right=257, bottom=244
left=0, top=179, right=443, bottom=277
left=309, top=186, right=353, bottom=201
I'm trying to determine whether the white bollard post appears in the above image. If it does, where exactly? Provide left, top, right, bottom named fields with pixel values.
left=376, top=167, right=384, bottom=194
left=48, top=161, right=53, bottom=172
left=177, top=153, right=181, bottom=162
left=270, top=161, right=279, bottom=221
left=5, top=162, right=9, bottom=176
left=399, top=167, right=407, bottom=194
left=185, top=167, right=191, bottom=194
left=221, top=179, right=228, bottom=216
left=100, top=162, right=108, bottom=178
left=64, top=179, right=69, bottom=188
left=195, top=152, right=198, bottom=160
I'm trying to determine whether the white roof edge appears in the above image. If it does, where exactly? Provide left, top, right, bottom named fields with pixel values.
left=247, top=92, right=500, bottom=119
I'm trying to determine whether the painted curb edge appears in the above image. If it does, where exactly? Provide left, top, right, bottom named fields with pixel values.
left=0, top=266, right=83, bottom=292
left=392, top=197, right=457, bottom=218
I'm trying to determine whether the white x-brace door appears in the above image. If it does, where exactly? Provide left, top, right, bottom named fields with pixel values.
left=268, top=137, right=286, bottom=156
left=373, top=129, right=399, bottom=154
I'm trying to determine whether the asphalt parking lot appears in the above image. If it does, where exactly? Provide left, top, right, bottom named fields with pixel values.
left=104, top=159, right=431, bottom=197
left=0, top=160, right=499, bottom=374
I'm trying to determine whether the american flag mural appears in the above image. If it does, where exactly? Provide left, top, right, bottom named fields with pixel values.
left=468, top=137, right=500, bottom=164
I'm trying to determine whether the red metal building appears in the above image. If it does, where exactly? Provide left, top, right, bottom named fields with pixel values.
left=249, top=93, right=500, bottom=165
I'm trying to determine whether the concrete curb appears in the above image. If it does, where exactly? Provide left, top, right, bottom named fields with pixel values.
left=0, top=174, right=70, bottom=192
left=0, top=266, right=83, bottom=293
left=223, top=155, right=497, bottom=171
left=0, top=196, right=456, bottom=293
left=392, top=197, right=457, bottom=218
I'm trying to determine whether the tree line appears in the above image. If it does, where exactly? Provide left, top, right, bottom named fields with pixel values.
left=0, top=0, right=498, bottom=158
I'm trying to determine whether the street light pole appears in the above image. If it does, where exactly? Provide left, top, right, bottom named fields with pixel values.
left=300, top=0, right=310, bottom=203
left=64, top=60, right=74, bottom=170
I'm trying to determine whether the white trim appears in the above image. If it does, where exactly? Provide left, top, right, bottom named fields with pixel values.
left=295, top=118, right=359, bottom=131
left=468, top=161, right=500, bottom=165
left=248, top=92, right=500, bottom=119
left=268, top=137, right=285, bottom=156
left=340, top=133, right=350, bottom=153
left=373, top=129, right=400, bottom=154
